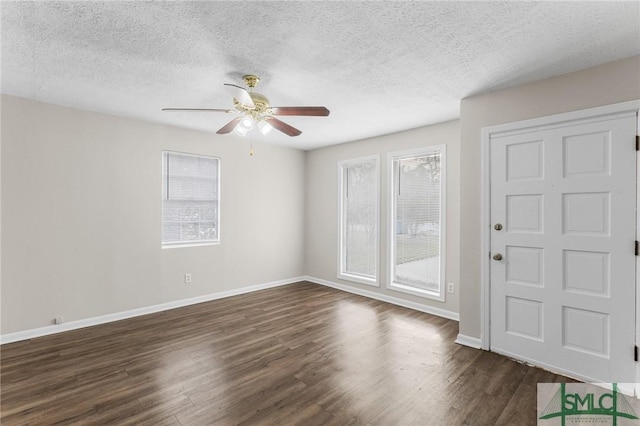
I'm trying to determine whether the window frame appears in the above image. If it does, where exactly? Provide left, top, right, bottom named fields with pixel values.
left=337, top=155, right=380, bottom=286
left=387, top=146, right=446, bottom=301
left=161, top=150, right=221, bottom=249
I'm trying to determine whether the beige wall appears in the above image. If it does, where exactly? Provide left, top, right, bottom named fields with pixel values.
left=1, top=95, right=306, bottom=334
left=305, top=120, right=460, bottom=315
left=4, top=56, right=638, bottom=338
left=459, top=55, right=640, bottom=339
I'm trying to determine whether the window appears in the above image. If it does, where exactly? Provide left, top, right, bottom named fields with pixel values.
left=338, top=156, right=379, bottom=285
left=388, top=147, right=445, bottom=300
left=162, top=151, right=219, bottom=248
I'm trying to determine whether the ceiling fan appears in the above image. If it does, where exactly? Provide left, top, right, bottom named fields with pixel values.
left=162, top=75, right=330, bottom=137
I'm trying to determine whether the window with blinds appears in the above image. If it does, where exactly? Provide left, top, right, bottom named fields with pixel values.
left=339, top=156, right=379, bottom=285
left=162, top=151, right=220, bottom=248
left=389, top=147, right=445, bottom=300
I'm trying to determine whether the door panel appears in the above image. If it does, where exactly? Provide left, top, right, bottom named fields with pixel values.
left=490, top=112, right=637, bottom=383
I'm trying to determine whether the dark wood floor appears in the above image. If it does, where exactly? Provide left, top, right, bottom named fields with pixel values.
left=1, top=282, right=574, bottom=425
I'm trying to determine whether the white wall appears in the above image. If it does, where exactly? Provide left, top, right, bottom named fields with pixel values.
left=305, top=120, right=460, bottom=315
left=458, top=55, right=640, bottom=340
left=1, top=95, right=306, bottom=335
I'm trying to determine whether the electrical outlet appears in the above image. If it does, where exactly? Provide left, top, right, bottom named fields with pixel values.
left=185, top=273, right=192, bottom=284
left=447, top=282, right=455, bottom=294
left=54, top=316, right=64, bottom=325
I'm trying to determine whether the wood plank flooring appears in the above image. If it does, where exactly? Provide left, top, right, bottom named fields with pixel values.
left=1, top=282, right=575, bottom=425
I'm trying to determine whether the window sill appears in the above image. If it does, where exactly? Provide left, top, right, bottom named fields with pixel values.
left=338, top=273, right=379, bottom=287
left=388, top=282, right=444, bottom=302
left=162, top=241, right=219, bottom=249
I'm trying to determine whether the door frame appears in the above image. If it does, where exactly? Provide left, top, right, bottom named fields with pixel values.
left=479, top=101, right=640, bottom=377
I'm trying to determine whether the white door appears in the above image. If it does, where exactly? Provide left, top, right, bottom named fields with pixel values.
left=490, top=111, right=637, bottom=384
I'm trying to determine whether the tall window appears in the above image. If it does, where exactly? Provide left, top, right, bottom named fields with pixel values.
left=389, top=147, right=445, bottom=300
left=162, top=151, right=220, bottom=248
left=339, top=156, right=379, bottom=285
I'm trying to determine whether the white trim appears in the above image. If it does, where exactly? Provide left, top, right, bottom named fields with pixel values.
left=307, top=275, right=459, bottom=321
left=387, top=282, right=442, bottom=300
left=387, top=145, right=447, bottom=302
left=0, top=276, right=304, bottom=345
left=161, top=241, right=220, bottom=249
left=483, top=100, right=640, bottom=138
left=337, top=155, right=380, bottom=287
left=3, top=275, right=461, bottom=345
left=636, top=111, right=640, bottom=396
left=455, top=334, right=482, bottom=349
left=480, top=100, right=640, bottom=361
left=480, top=126, right=492, bottom=350
left=337, top=272, right=378, bottom=287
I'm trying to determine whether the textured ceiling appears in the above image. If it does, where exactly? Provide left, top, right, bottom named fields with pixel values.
left=2, top=1, right=639, bottom=150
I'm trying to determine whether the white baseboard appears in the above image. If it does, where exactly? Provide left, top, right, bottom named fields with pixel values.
left=455, top=333, right=483, bottom=349
left=2, top=276, right=460, bottom=345
left=304, top=276, right=459, bottom=321
left=0, top=276, right=305, bottom=345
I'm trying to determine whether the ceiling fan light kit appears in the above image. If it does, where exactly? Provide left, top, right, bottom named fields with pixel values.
left=257, top=120, right=273, bottom=135
left=234, top=116, right=255, bottom=136
left=163, top=74, right=330, bottom=138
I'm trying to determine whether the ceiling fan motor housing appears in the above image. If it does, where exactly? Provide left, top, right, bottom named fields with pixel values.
left=234, top=93, right=271, bottom=121
left=250, top=92, right=270, bottom=112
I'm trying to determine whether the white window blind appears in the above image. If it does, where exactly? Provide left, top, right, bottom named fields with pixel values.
left=390, top=148, right=444, bottom=299
left=162, top=151, right=219, bottom=247
left=339, top=157, right=378, bottom=284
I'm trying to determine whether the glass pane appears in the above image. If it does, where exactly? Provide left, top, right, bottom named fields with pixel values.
left=180, top=222, right=199, bottom=241
left=393, top=153, right=441, bottom=293
left=343, top=160, right=377, bottom=279
left=163, top=222, right=181, bottom=243
left=162, top=152, right=219, bottom=245
left=167, top=153, right=217, bottom=201
left=199, top=222, right=217, bottom=240
left=201, top=206, right=216, bottom=221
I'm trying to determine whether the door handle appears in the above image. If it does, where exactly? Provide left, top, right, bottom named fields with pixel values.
left=494, top=223, right=503, bottom=231
left=492, top=253, right=503, bottom=261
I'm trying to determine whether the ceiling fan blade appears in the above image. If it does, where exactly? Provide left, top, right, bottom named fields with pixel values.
left=216, top=117, right=243, bottom=134
left=162, top=108, right=234, bottom=113
left=270, top=106, right=330, bottom=116
left=224, top=84, right=255, bottom=108
left=265, top=117, right=302, bottom=137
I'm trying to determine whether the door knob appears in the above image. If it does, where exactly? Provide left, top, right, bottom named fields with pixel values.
left=492, top=253, right=503, bottom=261
left=494, top=223, right=503, bottom=231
